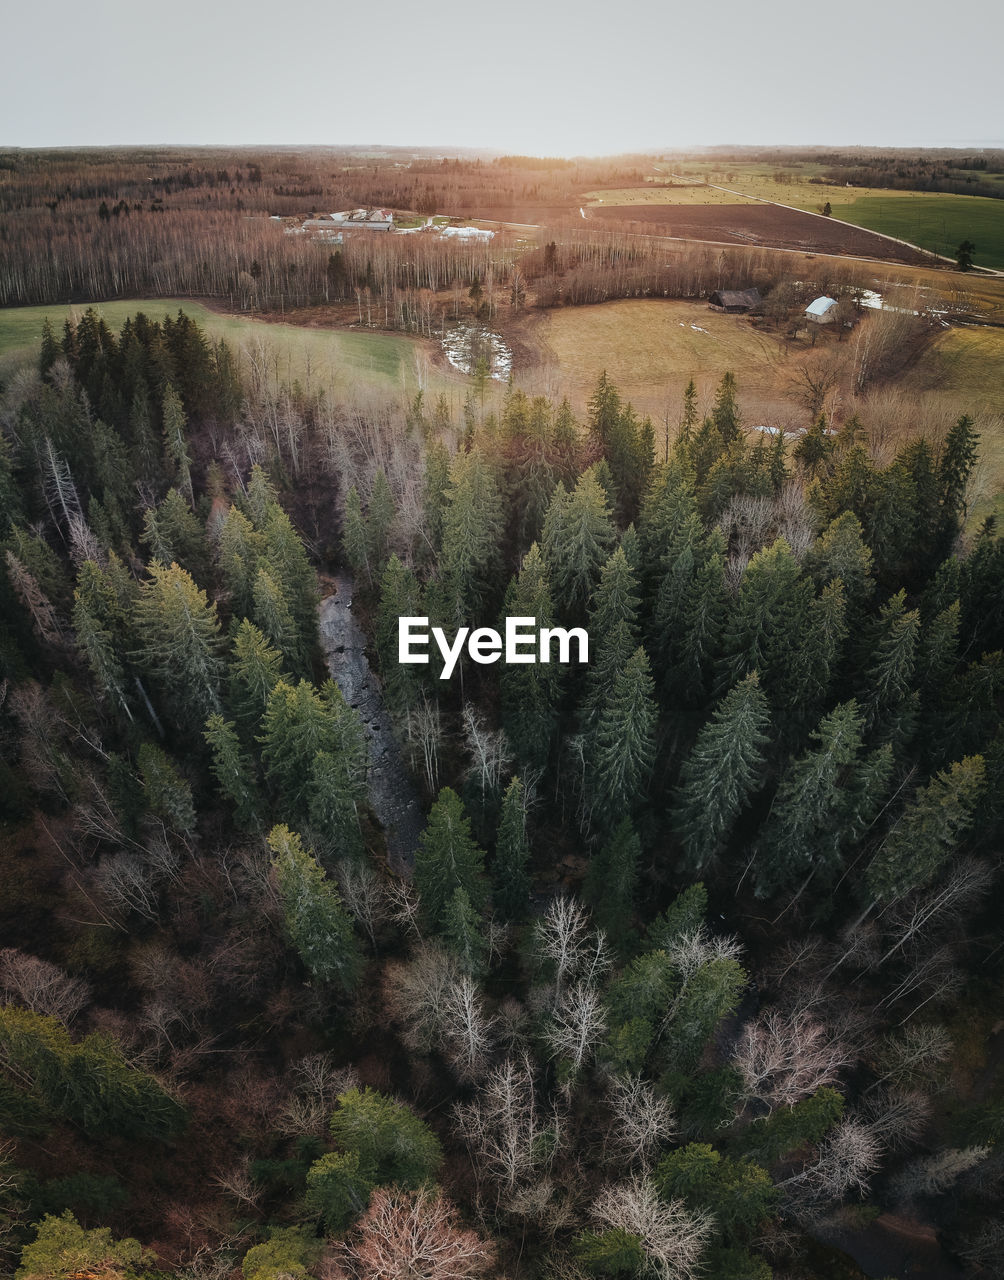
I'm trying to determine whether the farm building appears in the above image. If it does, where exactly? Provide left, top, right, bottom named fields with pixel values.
left=708, top=288, right=762, bottom=313
left=327, top=209, right=395, bottom=231
left=805, top=296, right=838, bottom=323
left=441, top=225, right=495, bottom=241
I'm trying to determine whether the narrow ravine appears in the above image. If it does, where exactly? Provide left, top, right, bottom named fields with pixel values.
left=317, top=573, right=424, bottom=872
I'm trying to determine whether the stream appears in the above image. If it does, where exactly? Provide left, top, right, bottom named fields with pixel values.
left=317, top=573, right=424, bottom=872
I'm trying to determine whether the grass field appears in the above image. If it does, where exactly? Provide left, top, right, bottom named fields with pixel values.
left=524, top=299, right=790, bottom=424
left=586, top=177, right=1004, bottom=271
left=828, top=195, right=1004, bottom=271
left=0, top=299, right=460, bottom=400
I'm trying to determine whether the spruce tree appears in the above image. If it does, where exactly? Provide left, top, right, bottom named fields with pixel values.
left=161, top=383, right=193, bottom=506
left=268, top=825, right=361, bottom=992
left=229, top=618, right=284, bottom=733
left=672, top=673, right=770, bottom=875
left=415, top=787, right=487, bottom=928
left=858, top=589, right=921, bottom=750
left=752, top=700, right=890, bottom=899
left=203, top=713, right=259, bottom=826
left=137, top=742, right=196, bottom=834
left=133, top=561, right=223, bottom=733
left=441, top=448, right=504, bottom=621
left=589, top=647, right=657, bottom=828
left=542, top=469, right=616, bottom=622
left=500, top=545, right=559, bottom=769
left=712, top=371, right=741, bottom=446
left=217, top=504, right=261, bottom=619
left=375, top=554, right=423, bottom=720
left=584, top=817, right=641, bottom=946
left=342, top=485, right=370, bottom=583
left=440, top=886, right=487, bottom=975
left=252, top=565, right=303, bottom=674
left=865, top=755, right=985, bottom=906
left=493, top=776, right=531, bottom=921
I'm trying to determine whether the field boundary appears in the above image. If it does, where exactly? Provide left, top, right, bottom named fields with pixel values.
left=667, top=174, right=1002, bottom=277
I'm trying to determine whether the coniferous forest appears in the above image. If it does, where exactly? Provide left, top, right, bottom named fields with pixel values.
left=0, top=301, right=1002, bottom=1280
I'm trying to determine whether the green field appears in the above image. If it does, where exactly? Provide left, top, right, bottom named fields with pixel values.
left=828, top=194, right=1004, bottom=271
left=610, top=166, right=1004, bottom=271
left=0, top=299, right=460, bottom=400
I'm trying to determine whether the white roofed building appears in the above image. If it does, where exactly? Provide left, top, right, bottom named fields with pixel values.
left=805, top=296, right=838, bottom=323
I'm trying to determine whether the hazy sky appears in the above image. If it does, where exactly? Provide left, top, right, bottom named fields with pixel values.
left=2, top=0, right=1001, bottom=152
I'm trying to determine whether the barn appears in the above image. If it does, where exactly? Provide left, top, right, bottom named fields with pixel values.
left=708, top=288, right=762, bottom=313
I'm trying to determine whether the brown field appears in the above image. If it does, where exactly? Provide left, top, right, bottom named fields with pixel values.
left=585, top=204, right=930, bottom=264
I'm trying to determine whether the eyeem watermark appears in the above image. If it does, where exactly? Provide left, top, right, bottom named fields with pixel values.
left=399, top=616, right=589, bottom=680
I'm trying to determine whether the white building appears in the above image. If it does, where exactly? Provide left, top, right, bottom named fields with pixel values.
left=805, top=296, right=838, bottom=323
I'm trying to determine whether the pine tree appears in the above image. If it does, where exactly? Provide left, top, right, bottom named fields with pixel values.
left=589, top=647, right=657, bottom=828
left=203, top=714, right=259, bottom=826
left=268, top=825, right=361, bottom=992
left=493, top=776, right=531, bottom=921
left=415, top=787, right=487, bottom=929
left=672, top=674, right=770, bottom=875
left=133, top=561, right=223, bottom=733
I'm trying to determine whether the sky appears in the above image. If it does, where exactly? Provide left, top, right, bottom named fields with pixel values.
left=2, top=0, right=1002, bottom=153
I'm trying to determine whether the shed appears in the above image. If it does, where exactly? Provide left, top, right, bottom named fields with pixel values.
left=805, top=296, right=838, bottom=323
left=708, top=288, right=762, bottom=313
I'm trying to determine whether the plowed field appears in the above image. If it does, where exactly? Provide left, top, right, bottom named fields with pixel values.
left=585, top=203, right=930, bottom=264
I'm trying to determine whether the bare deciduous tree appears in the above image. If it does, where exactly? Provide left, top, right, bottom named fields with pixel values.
left=454, top=1053, right=561, bottom=1197
left=0, top=949, right=90, bottom=1022
left=605, top=1074, right=677, bottom=1169
left=591, top=1175, right=712, bottom=1280
left=779, top=1118, right=883, bottom=1214
left=890, top=1146, right=989, bottom=1204
left=533, top=896, right=610, bottom=999
left=462, top=702, right=513, bottom=802
left=338, top=1186, right=494, bottom=1280
left=543, top=981, right=608, bottom=1080
left=733, top=1008, right=855, bottom=1112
